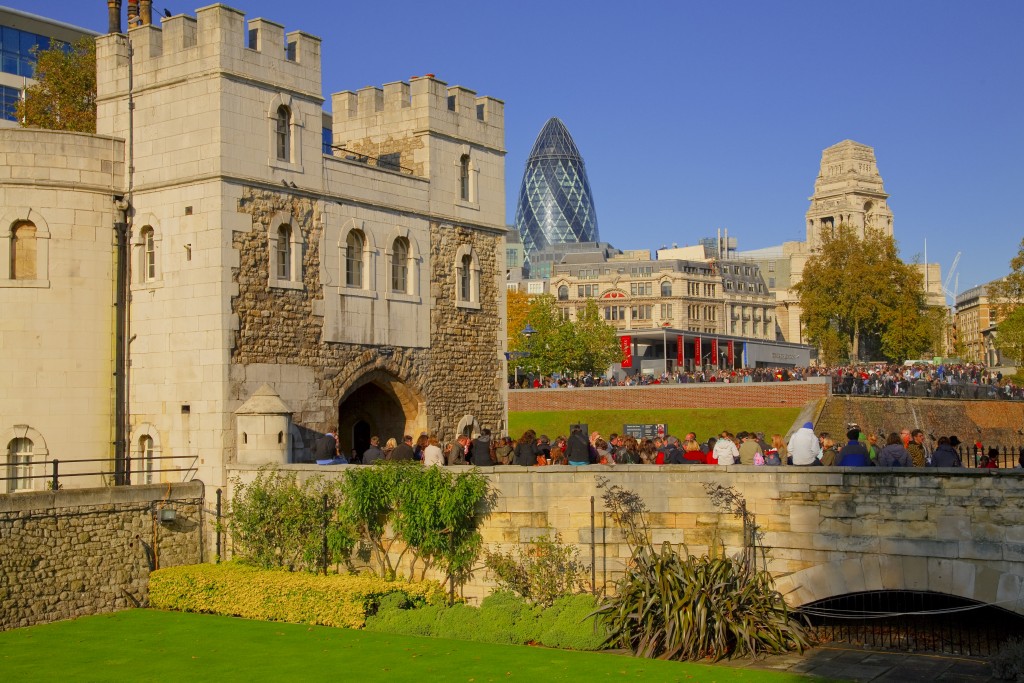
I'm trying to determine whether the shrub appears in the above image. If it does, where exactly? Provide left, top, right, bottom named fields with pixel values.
left=993, top=637, right=1024, bottom=682
left=591, top=477, right=812, bottom=661
left=364, top=602, right=445, bottom=638
left=149, top=561, right=445, bottom=629
left=478, top=591, right=542, bottom=645
left=483, top=531, right=590, bottom=607
left=537, top=594, right=607, bottom=651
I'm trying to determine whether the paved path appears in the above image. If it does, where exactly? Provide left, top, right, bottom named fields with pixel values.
left=720, top=644, right=996, bottom=682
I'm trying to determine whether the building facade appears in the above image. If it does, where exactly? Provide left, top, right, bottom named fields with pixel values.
left=954, top=281, right=1006, bottom=365
left=3, top=3, right=508, bottom=491
left=0, top=7, right=97, bottom=125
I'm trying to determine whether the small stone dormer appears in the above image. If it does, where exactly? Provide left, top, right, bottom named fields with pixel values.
left=235, top=384, right=292, bottom=465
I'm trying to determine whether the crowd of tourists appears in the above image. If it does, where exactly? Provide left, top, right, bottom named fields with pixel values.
left=315, top=423, right=1024, bottom=469
left=512, top=362, right=1024, bottom=400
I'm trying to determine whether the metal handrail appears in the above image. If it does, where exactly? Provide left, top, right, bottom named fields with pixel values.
left=1, top=454, right=198, bottom=489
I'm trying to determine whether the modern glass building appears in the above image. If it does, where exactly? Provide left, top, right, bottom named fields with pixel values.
left=514, top=118, right=599, bottom=270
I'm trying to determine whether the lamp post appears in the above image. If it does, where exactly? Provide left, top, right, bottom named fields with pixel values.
left=521, top=323, right=536, bottom=386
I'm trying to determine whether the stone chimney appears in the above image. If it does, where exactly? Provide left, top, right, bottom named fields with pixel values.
left=107, top=0, right=122, bottom=34
left=139, top=0, right=152, bottom=25
left=127, top=0, right=138, bottom=28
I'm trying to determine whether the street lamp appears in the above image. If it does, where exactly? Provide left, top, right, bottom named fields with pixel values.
left=521, top=324, right=536, bottom=386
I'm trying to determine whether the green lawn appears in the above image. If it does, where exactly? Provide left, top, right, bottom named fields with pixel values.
left=0, top=609, right=812, bottom=682
left=509, top=407, right=802, bottom=442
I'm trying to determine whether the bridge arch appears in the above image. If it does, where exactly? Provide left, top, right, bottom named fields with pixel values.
left=775, top=555, right=1024, bottom=617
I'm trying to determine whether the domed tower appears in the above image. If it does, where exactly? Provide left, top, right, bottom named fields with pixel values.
left=514, top=118, right=599, bottom=266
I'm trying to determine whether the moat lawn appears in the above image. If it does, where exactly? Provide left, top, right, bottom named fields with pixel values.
left=509, top=407, right=802, bottom=444
left=0, top=609, right=812, bottom=682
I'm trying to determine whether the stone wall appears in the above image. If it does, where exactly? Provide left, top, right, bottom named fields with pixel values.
left=508, top=381, right=829, bottom=413
left=0, top=482, right=205, bottom=631
left=226, top=464, right=1024, bottom=615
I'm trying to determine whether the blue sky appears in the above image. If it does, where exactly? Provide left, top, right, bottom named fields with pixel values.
left=22, top=1, right=1024, bottom=296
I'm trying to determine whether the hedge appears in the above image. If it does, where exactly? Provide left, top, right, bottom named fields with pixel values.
left=149, top=562, right=447, bottom=629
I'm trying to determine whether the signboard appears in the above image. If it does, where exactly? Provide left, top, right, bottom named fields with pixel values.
left=711, top=338, right=719, bottom=369
left=620, top=335, right=633, bottom=368
left=727, top=340, right=734, bottom=367
left=677, top=335, right=684, bottom=367
left=694, top=337, right=701, bottom=368
left=623, top=423, right=667, bottom=440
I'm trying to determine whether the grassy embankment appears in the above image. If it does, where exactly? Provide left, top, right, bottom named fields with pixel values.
left=0, top=609, right=813, bottom=682
left=508, top=407, right=802, bottom=442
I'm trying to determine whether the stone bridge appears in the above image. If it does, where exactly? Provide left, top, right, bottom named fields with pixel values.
left=228, top=464, right=1024, bottom=612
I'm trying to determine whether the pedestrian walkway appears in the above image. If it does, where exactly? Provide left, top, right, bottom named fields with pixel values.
left=720, top=644, right=995, bottom=682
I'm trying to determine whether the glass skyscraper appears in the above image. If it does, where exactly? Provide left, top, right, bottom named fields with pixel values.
left=514, top=118, right=599, bottom=266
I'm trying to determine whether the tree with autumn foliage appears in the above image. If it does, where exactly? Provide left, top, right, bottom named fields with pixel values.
left=16, top=38, right=96, bottom=133
left=795, top=224, right=934, bottom=363
left=988, top=238, right=1024, bottom=365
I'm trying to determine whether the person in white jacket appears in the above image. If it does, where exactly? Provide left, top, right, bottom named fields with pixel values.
left=713, top=432, right=740, bottom=465
left=787, top=422, right=823, bottom=465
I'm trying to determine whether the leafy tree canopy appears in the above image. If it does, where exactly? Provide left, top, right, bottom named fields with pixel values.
left=16, top=37, right=96, bottom=133
left=795, top=224, right=932, bottom=363
left=516, top=294, right=622, bottom=377
left=990, top=239, right=1024, bottom=364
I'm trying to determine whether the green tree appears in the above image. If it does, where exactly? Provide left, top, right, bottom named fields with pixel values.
left=522, top=295, right=621, bottom=377
left=795, top=224, right=929, bottom=362
left=989, top=239, right=1024, bottom=364
left=15, top=37, right=96, bottom=133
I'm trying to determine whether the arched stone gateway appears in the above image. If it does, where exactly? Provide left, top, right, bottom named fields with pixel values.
left=775, top=556, right=1024, bottom=618
left=336, top=369, right=426, bottom=456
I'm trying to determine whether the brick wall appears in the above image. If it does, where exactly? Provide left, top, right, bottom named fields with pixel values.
left=509, top=381, right=829, bottom=412
left=0, top=482, right=205, bottom=631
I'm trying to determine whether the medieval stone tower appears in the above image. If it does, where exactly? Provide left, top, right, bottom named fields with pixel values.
left=93, top=4, right=507, bottom=486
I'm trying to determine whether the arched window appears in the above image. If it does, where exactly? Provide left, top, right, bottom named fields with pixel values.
left=557, top=285, right=569, bottom=301
left=140, top=226, right=156, bottom=281
left=7, top=437, right=32, bottom=491
left=459, top=154, right=470, bottom=201
left=276, top=225, right=291, bottom=280
left=660, top=280, right=672, bottom=297
left=391, top=237, right=409, bottom=293
left=275, top=105, right=291, bottom=161
left=459, top=253, right=473, bottom=301
left=346, top=230, right=364, bottom=288
left=139, top=435, right=154, bottom=485
left=10, top=221, right=36, bottom=280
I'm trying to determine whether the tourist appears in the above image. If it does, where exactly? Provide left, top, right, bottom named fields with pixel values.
left=390, top=435, right=415, bottom=461
left=837, top=428, right=872, bottom=466
left=382, top=437, right=397, bottom=461
left=422, top=435, right=444, bottom=467
left=514, top=429, right=538, bottom=466
left=738, top=431, right=762, bottom=465
left=907, top=429, right=927, bottom=467
left=928, top=436, right=962, bottom=467
left=877, top=433, right=912, bottom=467
left=363, top=436, right=384, bottom=464
left=818, top=434, right=838, bottom=466
left=787, top=423, right=821, bottom=465
left=713, top=431, right=740, bottom=466
left=470, top=428, right=494, bottom=466
left=494, top=436, right=514, bottom=465
left=766, top=434, right=786, bottom=465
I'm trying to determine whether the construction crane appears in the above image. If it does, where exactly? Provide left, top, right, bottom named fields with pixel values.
left=942, top=251, right=961, bottom=308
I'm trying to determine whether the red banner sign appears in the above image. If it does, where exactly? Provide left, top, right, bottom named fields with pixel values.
left=620, top=335, right=633, bottom=368
left=677, top=335, right=684, bottom=367
left=711, top=339, right=719, bottom=369
left=694, top=337, right=701, bottom=368
left=727, top=340, right=734, bottom=367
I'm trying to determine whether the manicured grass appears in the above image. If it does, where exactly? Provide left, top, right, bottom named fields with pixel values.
left=0, top=609, right=812, bottom=682
left=509, top=407, right=802, bottom=443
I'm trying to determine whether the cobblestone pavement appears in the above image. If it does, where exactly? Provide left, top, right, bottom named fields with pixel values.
left=717, top=644, right=996, bottom=682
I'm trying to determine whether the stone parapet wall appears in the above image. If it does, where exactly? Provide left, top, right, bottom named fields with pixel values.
left=509, top=381, right=829, bottom=413
left=226, top=465, right=1024, bottom=613
left=0, top=482, right=205, bottom=631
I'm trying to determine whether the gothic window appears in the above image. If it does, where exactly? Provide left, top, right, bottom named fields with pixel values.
left=459, top=254, right=472, bottom=301
left=140, top=226, right=156, bottom=281
left=276, top=225, right=291, bottom=280
left=7, top=437, right=32, bottom=492
left=459, top=154, right=470, bottom=201
left=346, top=230, right=365, bottom=288
left=10, top=221, right=36, bottom=280
left=139, top=435, right=154, bottom=485
left=391, top=237, right=409, bottom=293
left=275, top=105, right=291, bottom=161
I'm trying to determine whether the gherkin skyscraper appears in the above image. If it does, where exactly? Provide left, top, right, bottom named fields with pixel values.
left=515, top=118, right=599, bottom=262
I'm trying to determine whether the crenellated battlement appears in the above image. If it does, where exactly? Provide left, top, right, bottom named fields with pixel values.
left=331, top=75, right=504, bottom=153
left=96, top=4, right=321, bottom=103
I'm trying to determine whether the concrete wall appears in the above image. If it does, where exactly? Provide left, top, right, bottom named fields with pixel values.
left=508, top=380, right=829, bottom=413
left=226, top=465, right=1024, bottom=614
left=0, top=481, right=205, bottom=630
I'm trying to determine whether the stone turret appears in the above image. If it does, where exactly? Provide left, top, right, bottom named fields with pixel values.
left=235, top=384, right=292, bottom=465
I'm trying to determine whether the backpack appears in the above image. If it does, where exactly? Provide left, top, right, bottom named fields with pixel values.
left=764, top=448, right=782, bottom=466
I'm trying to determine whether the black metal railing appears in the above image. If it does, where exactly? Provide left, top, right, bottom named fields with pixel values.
left=832, top=378, right=1023, bottom=400
left=801, top=590, right=1024, bottom=656
left=0, top=454, right=198, bottom=490
left=955, top=444, right=1024, bottom=469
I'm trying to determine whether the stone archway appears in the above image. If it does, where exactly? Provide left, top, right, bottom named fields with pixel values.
left=337, top=369, right=425, bottom=456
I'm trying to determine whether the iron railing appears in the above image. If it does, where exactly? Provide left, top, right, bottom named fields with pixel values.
left=0, top=454, right=198, bottom=490
left=801, top=590, right=1024, bottom=656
